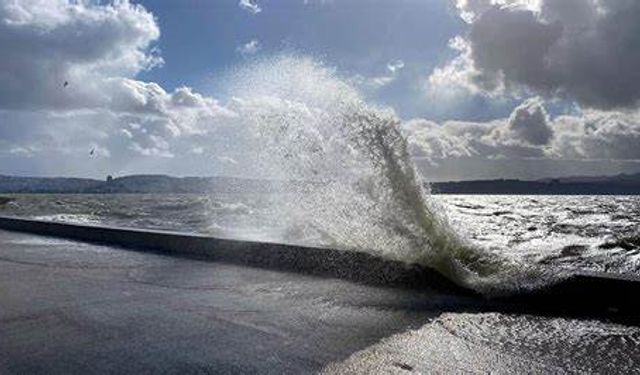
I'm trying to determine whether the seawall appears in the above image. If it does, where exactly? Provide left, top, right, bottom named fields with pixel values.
left=1, top=215, right=639, bottom=325
left=0, top=216, right=465, bottom=293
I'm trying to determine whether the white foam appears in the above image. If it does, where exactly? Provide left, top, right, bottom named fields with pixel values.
left=219, top=54, right=557, bottom=294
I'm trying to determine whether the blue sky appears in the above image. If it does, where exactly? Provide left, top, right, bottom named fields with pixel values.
left=1, top=0, right=640, bottom=180
left=136, top=0, right=485, bottom=121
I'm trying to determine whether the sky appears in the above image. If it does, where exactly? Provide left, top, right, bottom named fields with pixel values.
left=1, top=0, right=640, bottom=181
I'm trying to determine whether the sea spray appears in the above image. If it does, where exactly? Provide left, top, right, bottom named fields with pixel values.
left=224, top=55, right=559, bottom=294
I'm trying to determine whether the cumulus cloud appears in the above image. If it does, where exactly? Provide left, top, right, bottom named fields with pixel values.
left=303, top=0, right=334, bottom=4
left=428, top=36, right=482, bottom=96
left=404, top=117, right=547, bottom=164
left=217, top=156, right=239, bottom=165
left=386, top=60, right=405, bottom=74
left=0, top=0, right=162, bottom=111
left=500, top=97, right=553, bottom=146
left=130, top=134, right=173, bottom=158
left=237, top=39, right=261, bottom=56
left=239, top=0, right=261, bottom=14
left=434, top=0, right=640, bottom=110
left=404, top=97, right=640, bottom=166
left=0, top=0, right=234, bottom=172
left=550, top=111, right=640, bottom=161
left=354, top=59, right=406, bottom=91
left=420, top=0, right=640, bottom=178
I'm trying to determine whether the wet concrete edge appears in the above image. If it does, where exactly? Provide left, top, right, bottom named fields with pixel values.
left=1, top=215, right=640, bottom=325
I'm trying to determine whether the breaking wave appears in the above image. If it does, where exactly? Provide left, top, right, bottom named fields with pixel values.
left=224, top=54, right=560, bottom=294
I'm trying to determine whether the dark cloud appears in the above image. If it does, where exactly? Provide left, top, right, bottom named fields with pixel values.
left=468, top=6, right=561, bottom=93
left=504, top=97, right=553, bottom=145
left=441, top=0, right=640, bottom=110
left=419, top=0, right=640, bottom=179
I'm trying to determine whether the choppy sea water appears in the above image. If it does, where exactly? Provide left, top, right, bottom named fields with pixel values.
left=1, top=193, right=639, bottom=276
left=323, top=312, right=640, bottom=374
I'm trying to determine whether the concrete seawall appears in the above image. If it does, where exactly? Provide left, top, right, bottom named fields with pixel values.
left=1, top=215, right=640, bottom=325
left=0, top=216, right=466, bottom=293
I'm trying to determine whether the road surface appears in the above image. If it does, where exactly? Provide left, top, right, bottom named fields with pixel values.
left=2, top=228, right=640, bottom=374
left=0, top=229, right=467, bottom=373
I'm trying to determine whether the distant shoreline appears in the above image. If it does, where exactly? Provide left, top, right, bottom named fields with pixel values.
left=430, top=179, right=640, bottom=195
left=1, top=173, right=640, bottom=195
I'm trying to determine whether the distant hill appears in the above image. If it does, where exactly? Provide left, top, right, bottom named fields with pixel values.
left=84, top=175, right=275, bottom=194
left=430, top=173, right=640, bottom=195
left=1, top=173, right=640, bottom=195
left=0, top=175, right=281, bottom=194
left=0, top=175, right=102, bottom=193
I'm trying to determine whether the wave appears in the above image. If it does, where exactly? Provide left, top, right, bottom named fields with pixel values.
left=222, top=54, right=561, bottom=295
left=33, top=214, right=102, bottom=225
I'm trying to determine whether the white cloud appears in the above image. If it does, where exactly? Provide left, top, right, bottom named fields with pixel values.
left=354, top=59, right=406, bottom=91
left=550, top=111, right=640, bottom=161
left=238, top=0, right=261, bottom=14
left=130, top=135, right=174, bottom=158
left=404, top=97, right=640, bottom=165
left=236, top=39, right=261, bottom=56
left=0, top=0, right=234, bottom=171
left=403, top=98, right=640, bottom=173
left=303, top=0, right=334, bottom=4
left=217, top=156, right=238, bottom=165
left=427, top=36, right=485, bottom=96
left=455, top=0, right=542, bottom=23
left=404, top=116, right=547, bottom=163
left=387, top=60, right=405, bottom=74
left=0, top=0, right=162, bottom=111
left=8, top=145, right=36, bottom=157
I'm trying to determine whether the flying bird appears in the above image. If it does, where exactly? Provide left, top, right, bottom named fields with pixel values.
left=89, top=148, right=95, bottom=156
left=63, top=81, right=69, bottom=88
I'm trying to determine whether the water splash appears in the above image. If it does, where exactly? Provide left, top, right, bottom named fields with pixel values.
left=225, top=54, right=558, bottom=294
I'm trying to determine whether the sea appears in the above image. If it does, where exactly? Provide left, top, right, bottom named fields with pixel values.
left=1, top=193, right=639, bottom=278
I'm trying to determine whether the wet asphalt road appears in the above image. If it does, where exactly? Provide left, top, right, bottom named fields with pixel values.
left=0, top=229, right=453, bottom=374
left=3, top=229, right=640, bottom=374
